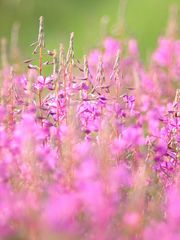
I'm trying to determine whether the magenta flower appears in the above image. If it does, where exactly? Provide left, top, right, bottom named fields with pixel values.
left=34, top=75, right=54, bottom=91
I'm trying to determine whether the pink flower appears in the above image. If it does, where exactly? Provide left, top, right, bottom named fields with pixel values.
left=34, top=75, right=54, bottom=91
left=103, top=37, right=121, bottom=57
left=153, top=38, right=174, bottom=67
left=128, top=39, right=139, bottom=56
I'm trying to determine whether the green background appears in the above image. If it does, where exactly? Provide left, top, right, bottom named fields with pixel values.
left=0, top=0, right=179, bottom=59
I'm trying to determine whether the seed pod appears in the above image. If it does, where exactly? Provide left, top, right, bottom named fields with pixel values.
left=110, top=50, right=120, bottom=81
left=83, top=55, right=90, bottom=79
left=96, top=56, right=105, bottom=85
left=166, top=4, right=179, bottom=38
left=10, top=22, right=20, bottom=61
left=38, top=16, right=45, bottom=48
left=66, top=32, right=75, bottom=66
left=174, top=89, right=180, bottom=105
left=43, top=61, right=50, bottom=66
left=1, top=38, right=8, bottom=68
left=58, top=43, right=65, bottom=75
left=33, top=46, right=38, bottom=54
left=30, top=41, right=38, bottom=47
left=24, top=59, right=34, bottom=64
left=53, top=50, right=58, bottom=75
left=28, top=64, right=39, bottom=70
left=47, top=50, right=54, bottom=56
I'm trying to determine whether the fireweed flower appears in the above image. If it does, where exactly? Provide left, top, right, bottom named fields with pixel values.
left=153, top=38, right=174, bottom=67
left=0, top=12, right=180, bottom=240
left=144, top=185, right=180, bottom=240
left=128, top=39, right=139, bottom=57
left=34, top=75, right=54, bottom=91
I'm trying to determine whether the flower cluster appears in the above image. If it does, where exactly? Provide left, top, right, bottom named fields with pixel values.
left=0, top=13, right=180, bottom=240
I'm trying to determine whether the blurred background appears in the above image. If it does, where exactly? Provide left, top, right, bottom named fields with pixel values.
left=0, top=0, right=179, bottom=60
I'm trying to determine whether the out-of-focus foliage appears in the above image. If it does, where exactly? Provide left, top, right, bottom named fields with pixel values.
left=0, top=0, right=179, bottom=58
